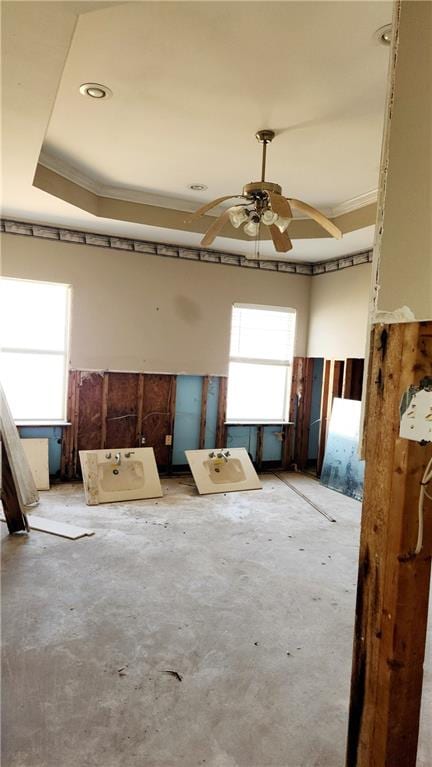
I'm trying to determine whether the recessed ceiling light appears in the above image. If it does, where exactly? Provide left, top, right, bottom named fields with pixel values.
left=79, top=83, right=112, bottom=99
left=375, top=24, right=392, bottom=46
left=188, top=184, right=208, bottom=191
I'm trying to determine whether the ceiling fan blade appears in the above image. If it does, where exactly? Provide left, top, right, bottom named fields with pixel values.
left=187, top=195, right=244, bottom=223
left=269, top=225, right=293, bottom=253
left=267, top=191, right=293, bottom=220
left=288, top=198, right=342, bottom=239
left=200, top=208, right=233, bottom=247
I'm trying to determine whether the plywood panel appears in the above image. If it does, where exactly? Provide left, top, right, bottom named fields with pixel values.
left=77, top=372, right=103, bottom=452
left=105, top=372, right=139, bottom=448
left=141, top=374, right=176, bottom=467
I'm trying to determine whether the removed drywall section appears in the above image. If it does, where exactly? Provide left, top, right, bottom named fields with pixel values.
left=1, top=233, right=311, bottom=375
left=307, top=262, right=371, bottom=359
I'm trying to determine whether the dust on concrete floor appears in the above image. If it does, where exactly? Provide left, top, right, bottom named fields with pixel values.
left=1, top=474, right=431, bottom=767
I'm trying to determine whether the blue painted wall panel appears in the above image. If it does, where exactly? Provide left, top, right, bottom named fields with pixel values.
left=18, top=426, right=63, bottom=476
left=308, top=358, right=324, bottom=460
left=262, top=426, right=283, bottom=461
left=172, top=376, right=203, bottom=465
left=204, top=376, right=219, bottom=449
left=226, top=426, right=258, bottom=461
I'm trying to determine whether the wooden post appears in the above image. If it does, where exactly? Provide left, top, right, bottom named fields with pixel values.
left=256, top=425, right=264, bottom=471
left=215, top=376, right=227, bottom=448
left=290, top=357, right=314, bottom=471
left=317, top=359, right=331, bottom=475
left=282, top=423, right=292, bottom=469
left=199, top=376, right=209, bottom=449
left=135, top=373, right=145, bottom=447
left=100, top=372, right=109, bottom=449
left=346, top=322, right=432, bottom=767
left=332, top=359, right=345, bottom=400
left=343, top=358, right=365, bottom=401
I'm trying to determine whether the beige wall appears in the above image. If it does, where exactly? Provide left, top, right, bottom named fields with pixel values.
left=373, top=1, right=432, bottom=319
left=307, top=262, right=372, bottom=359
left=0, top=233, right=311, bottom=374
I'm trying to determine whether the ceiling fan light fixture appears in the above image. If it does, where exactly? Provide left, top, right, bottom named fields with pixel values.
left=244, top=220, right=260, bottom=237
left=275, top=216, right=292, bottom=233
left=228, top=205, right=249, bottom=228
left=261, top=209, right=278, bottom=226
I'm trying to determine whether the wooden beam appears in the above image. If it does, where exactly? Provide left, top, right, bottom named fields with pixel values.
left=282, top=423, right=293, bottom=469
left=256, top=425, right=264, bottom=471
left=72, top=371, right=80, bottom=478
left=346, top=321, right=432, bottom=767
left=100, top=372, right=109, bottom=449
left=290, top=357, right=314, bottom=471
left=344, top=358, right=365, bottom=401
left=332, top=359, right=345, bottom=400
left=167, top=375, right=177, bottom=471
left=317, top=359, right=331, bottom=476
left=199, top=376, right=209, bottom=449
left=135, top=373, right=145, bottom=447
left=215, top=377, right=228, bottom=448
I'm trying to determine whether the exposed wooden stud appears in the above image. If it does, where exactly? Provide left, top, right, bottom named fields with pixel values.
left=215, top=376, right=228, bottom=448
left=72, top=372, right=81, bottom=478
left=167, top=375, right=177, bottom=471
left=199, top=376, right=210, bottom=449
left=332, top=359, right=345, bottom=400
left=282, top=423, right=292, bottom=469
left=136, top=373, right=145, bottom=447
left=100, top=372, right=109, bottom=449
left=289, top=357, right=315, bottom=471
left=256, top=425, right=264, bottom=471
left=343, top=358, right=365, bottom=401
left=346, top=321, right=432, bottom=767
left=317, top=359, right=331, bottom=476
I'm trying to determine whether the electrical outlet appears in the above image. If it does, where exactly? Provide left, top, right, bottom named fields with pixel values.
left=141, top=436, right=146, bottom=445
left=165, top=434, right=172, bottom=446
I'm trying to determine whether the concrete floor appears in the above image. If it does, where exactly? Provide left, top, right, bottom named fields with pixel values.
left=2, top=474, right=430, bottom=767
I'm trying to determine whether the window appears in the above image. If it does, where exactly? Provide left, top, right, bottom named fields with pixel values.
left=226, top=303, right=296, bottom=422
left=0, top=277, right=71, bottom=421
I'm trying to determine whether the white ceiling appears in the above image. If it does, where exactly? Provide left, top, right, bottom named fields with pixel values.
left=2, top=1, right=392, bottom=262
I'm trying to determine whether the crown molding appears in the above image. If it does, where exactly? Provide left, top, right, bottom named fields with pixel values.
left=38, top=149, right=378, bottom=220
left=1, top=218, right=373, bottom=277
left=38, top=150, right=209, bottom=214
left=331, top=189, right=378, bottom=217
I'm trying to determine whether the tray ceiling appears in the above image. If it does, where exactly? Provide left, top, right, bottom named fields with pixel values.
left=2, top=1, right=393, bottom=262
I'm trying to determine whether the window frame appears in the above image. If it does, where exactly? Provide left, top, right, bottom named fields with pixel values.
left=226, top=303, right=296, bottom=424
left=0, top=277, right=72, bottom=422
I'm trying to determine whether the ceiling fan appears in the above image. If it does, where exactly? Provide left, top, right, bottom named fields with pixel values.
left=188, top=130, right=343, bottom=253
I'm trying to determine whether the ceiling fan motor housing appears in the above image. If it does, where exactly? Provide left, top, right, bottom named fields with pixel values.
left=242, top=181, right=282, bottom=199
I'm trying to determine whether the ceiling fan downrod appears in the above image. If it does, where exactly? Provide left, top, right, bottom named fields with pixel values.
left=256, top=129, right=275, bottom=183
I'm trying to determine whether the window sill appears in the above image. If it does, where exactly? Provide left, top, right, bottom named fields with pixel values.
left=16, top=421, right=71, bottom=427
left=225, top=421, right=294, bottom=426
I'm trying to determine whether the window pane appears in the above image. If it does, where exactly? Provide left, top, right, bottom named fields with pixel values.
left=0, top=352, right=66, bottom=420
left=226, top=362, right=288, bottom=421
left=230, top=306, right=295, bottom=361
left=0, top=278, right=69, bottom=352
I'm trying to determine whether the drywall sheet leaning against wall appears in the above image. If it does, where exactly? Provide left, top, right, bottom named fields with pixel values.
left=320, top=398, right=364, bottom=501
left=21, top=438, right=50, bottom=490
left=186, top=447, right=262, bottom=495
